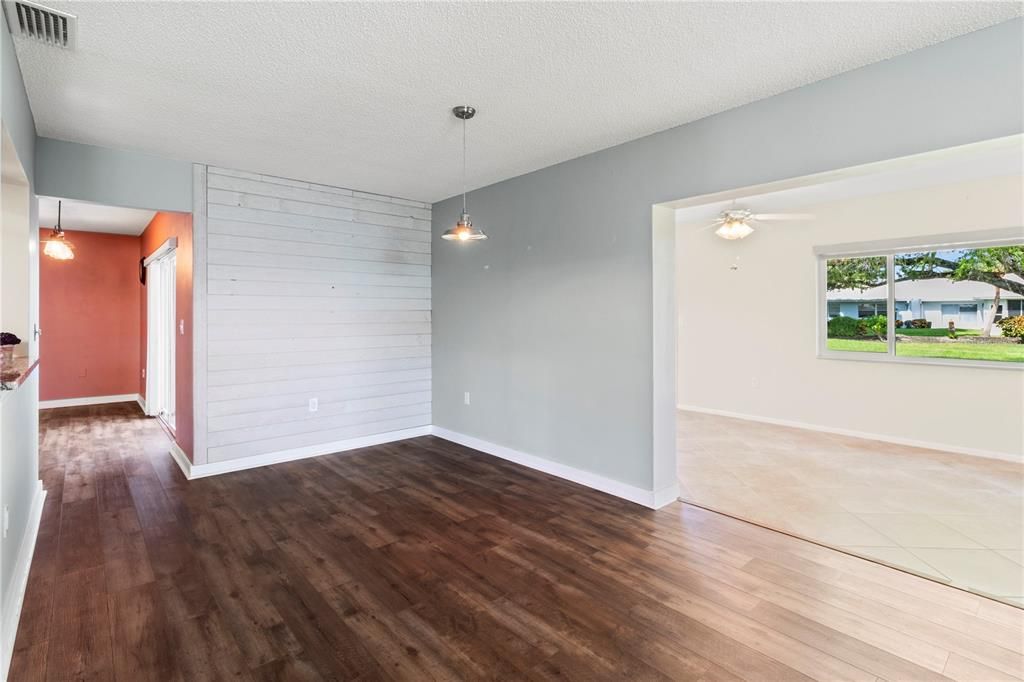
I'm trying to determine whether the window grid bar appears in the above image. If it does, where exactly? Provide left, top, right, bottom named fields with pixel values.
left=886, top=255, right=896, bottom=357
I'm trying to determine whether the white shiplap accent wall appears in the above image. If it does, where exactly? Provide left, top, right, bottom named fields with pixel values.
left=202, top=166, right=431, bottom=464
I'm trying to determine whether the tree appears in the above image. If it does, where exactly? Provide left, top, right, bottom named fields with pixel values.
left=983, top=286, right=1001, bottom=337
left=826, top=256, right=887, bottom=291
left=827, top=246, right=1024, bottom=298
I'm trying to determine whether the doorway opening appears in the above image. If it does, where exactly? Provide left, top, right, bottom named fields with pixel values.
left=144, top=239, right=176, bottom=429
left=653, top=135, right=1024, bottom=606
left=37, top=198, right=194, bottom=461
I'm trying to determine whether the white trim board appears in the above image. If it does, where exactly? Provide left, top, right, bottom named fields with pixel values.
left=165, top=423, right=677, bottom=510
left=168, top=441, right=192, bottom=479
left=431, top=427, right=679, bottom=510
left=142, top=236, right=177, bottom=266
left=40, top=393, right=142, bottom=409
left=678, top=404, right=1022, bottom=464
left=170, top=426, right=432, bottom=479
left=1, top=484, right=45, bottom=682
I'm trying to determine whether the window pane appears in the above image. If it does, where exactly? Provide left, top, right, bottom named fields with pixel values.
left=825, top=256, right=887, bottom=354
left=894, top=246, right=1024, bottom=363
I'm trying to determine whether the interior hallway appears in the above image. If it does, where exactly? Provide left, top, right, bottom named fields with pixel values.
left=678, top=410, right=1024, bottom=606
left=10, top=404, right=1023, bottom=681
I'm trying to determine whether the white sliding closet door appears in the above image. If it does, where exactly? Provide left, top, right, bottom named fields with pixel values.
left=145, top=247, right=176, bottom=428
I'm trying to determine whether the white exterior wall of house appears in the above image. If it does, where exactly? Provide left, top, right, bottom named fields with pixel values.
left=828, top=279, right=1023, bottom=330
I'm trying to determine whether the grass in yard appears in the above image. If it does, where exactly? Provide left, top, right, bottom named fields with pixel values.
left=826, top=337, right=1024, bottom=362
left=896, top=328, right=981, bottom=337
left=896, top=342, right=1024, bottom=362
left=826, top=338, right=887, bottom=353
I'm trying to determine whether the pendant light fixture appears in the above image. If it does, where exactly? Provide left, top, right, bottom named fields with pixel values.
left=43, top=200, right=75, bottom=260
left=442, top=105, right=487, bottom=242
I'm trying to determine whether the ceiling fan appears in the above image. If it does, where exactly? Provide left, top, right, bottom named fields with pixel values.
left=702, top=208, right=813, bottom=240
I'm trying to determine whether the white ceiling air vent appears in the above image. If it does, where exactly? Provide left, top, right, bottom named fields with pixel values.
left=4, top=0, right=76, bottom=49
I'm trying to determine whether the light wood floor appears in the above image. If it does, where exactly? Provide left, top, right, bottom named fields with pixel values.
left=678, top=410, right=1024, bottom=606
left=10, top=403, right=1024, bottom=681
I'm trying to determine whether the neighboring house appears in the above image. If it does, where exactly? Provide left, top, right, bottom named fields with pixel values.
left=828, top=277, right=1024, bottom=330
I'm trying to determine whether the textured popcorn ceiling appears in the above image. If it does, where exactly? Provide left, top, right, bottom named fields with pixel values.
left=10, top=2, right=1021, bottom=202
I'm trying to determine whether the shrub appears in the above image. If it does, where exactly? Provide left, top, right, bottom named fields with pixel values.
left=861, top=315, right=888, bottom=341
left=997, top=315, right=1024, bottom=340
left=908, top=319, right=932, bottom=329
left=895, top=319, right=903, bottom=329
left=827, top=316, right=862, bottom=338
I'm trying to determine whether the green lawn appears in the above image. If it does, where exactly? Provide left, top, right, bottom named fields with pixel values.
left=896, top=328, right=981, bottom=337
left=827, top=338, right=887, bottom=353
left=827, top=337, right=1024, bottom=362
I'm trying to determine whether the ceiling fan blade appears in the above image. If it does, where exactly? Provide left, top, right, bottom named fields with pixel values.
left=698, top=219, right=725, bottom=232
left=750, top=213, right=814, bottom=221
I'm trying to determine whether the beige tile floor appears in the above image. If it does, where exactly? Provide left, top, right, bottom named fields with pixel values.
left=677, top=410, right=1024, bottom=606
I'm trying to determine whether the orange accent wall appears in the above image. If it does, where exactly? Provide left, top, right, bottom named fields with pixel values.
left=140, top=212, right=194, bottom=461
left=39, top=229, right=142, bottom=402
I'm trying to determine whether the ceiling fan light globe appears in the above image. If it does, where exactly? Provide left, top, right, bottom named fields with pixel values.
left=715, top=221, right=754, bottom=240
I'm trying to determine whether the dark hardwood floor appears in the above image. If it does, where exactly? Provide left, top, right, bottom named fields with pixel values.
left=9, top=402, right=1023, bottom=681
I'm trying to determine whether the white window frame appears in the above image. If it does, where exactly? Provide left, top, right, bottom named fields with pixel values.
left=815, top=227, right=1023, bottom=371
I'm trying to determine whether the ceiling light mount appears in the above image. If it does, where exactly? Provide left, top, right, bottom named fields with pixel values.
left=442, top=104, right=487, bottom=243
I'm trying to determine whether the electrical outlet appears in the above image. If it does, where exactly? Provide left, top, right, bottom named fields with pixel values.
left=308, top=398, right=319, bottom=413
left=142, top=368, right=146, bottom=379
left=179, top=320, right=185, bottom=335
left=464, top=392, right=471, bottom=405
left=3, top=505, right=8, bottom=539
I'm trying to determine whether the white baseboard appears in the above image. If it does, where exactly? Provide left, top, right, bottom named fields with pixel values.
left=652, top=482, right=683, bottom=509
left=430, top=426, right=678, bottom=510
left=678, top=404, right=1022, bottom=464
left=136, top=394, right=146, bottom=413
left=172, top=426, right=433, bottom=480
left=166, top=423, right=676, bottom=511
left=40, top=393, right=141, bottom=410
left=1, top=483, right=46, bottom=682
left=168, top=441, right=192, bottom=479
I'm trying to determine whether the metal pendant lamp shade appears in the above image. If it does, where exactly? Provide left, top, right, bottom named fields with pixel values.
left=442, top=105, right=487, bottom=242
left=43, top=200, right=75, bottom=260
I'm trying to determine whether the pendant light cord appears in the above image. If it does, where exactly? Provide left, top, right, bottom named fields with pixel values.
left=461, top=114, right=467, bottom=214
left=57, top=200, right=62, bottom=235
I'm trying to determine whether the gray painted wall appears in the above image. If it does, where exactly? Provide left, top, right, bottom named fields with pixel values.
left=431, top=19, right=1024, bottom=493
left=0, top=9, right=40, bottom=660
left=2, top=12, right=34, bottom=180
left=35, top=137, right=192, bottom=212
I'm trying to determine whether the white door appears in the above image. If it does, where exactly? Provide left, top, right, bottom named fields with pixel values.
left=145, top=248, right=176, bottom=428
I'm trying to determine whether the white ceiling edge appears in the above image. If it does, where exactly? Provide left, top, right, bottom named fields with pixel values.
left=672, top=135, right=1024, bottom=226
left=38, top=195, right=156, bottom=236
